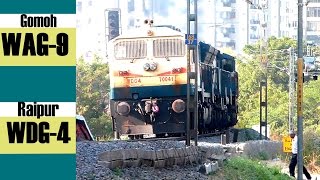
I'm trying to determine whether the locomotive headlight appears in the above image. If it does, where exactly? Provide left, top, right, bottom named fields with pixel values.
left=143, top=63, right=150, bottom=71
left=117, top=102, right=130, bottom=116
left=172, top=99, right=185, bottom=113
left=149, top=62, right=157, bottom=71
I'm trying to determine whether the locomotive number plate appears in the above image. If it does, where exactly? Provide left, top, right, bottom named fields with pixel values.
left=159, top=76, right=175, bottom=84
left=127, top=76, right=175, bottom=86
left=127, top=77, right=142, bottom=85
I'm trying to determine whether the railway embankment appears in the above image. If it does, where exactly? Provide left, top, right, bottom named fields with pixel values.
left=96, top=140, right=282, bottom=173
left=77, top=129, right=287, bottom=179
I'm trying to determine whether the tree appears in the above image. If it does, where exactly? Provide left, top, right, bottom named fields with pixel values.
left=243, top=36, right=296, bottom=90
left=236, top=36, right=320, bottom=135
left=76, top=55, right=110, bottom=119
left=236, top=37, right=292, bottom=130
left=303, top=80, right=320, bottom=127
left=86, top=114, right=113, bottom=139
left=313, top=46, right=320, bottom=56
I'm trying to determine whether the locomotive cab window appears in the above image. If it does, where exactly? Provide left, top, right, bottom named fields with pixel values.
left=153, top=39, right=185, bottom=58
left=114, top=40, right=147, bottom=59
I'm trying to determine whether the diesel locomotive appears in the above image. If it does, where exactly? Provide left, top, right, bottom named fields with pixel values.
left=108, top=20, right=238, bottom=139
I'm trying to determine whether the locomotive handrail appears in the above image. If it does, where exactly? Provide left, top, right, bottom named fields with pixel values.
left=199, top=62, right=218, bottom=68
left=140, top=98, right=162, bottom=102
left=199, top=62, right=236, bottom=73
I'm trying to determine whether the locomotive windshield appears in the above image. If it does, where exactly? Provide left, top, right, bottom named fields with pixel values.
left=153, top=39, right=185, bottom=58
left=114, top=40, right=147, bottom=59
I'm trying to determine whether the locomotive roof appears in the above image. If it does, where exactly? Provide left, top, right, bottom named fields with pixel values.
left=109, top=26, right=184, bottom=42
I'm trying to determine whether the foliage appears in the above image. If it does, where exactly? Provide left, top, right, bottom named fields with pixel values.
left=214, top=157, right=293, bottom=180
left=303, top=127, right=320, bottom=172
left=303, top=81, right=320, bottom=127
left=242, top=36, right=296, bottom=90
left=86, top=114, right=113, bottom=139
left=235, top=59, right=289, bottom=132
left=309, top=44, right=320, bottom=56
left=237, top=36, right=320, bottom=171
left=76, top=55, right=110, bottom=119
left=76, top=55, right=112, bottom=138
left=257, top=151, right=269, bottom=161
left=236, top=37, right=320, bottom=132
left=113, top=167, right=122, bottom=177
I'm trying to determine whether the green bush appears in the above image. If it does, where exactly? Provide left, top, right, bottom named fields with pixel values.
left=86, top=114, right=114, bottom=141
left=257, top=151, right=269, bottom=160
left=303, top=127, right=320, bottom=172
left=76, top=55, right=113, bottom=140
left=220, top=157, right=293, bottom=180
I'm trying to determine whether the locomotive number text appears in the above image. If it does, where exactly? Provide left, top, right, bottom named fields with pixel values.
left=159, top=76, right=174, bottom=82
left=128, top=78, right=141, bottom=84
left=126, top=76, right=175, bottom=86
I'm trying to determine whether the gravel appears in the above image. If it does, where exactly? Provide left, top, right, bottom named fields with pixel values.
left=77, top=129, right=261, bottom=180
left=76, top=140, right=199, bottom=180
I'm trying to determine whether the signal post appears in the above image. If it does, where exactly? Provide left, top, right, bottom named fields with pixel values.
left=297, top=0, right=304, bottom=179
left=186, top=0, right=199, bottom=146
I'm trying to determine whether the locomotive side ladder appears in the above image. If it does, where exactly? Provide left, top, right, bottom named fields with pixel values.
left=186, top=0, right=199, bottom=146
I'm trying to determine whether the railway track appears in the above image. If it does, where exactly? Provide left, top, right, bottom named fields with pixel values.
left=120, top=130, right=228, bottom=142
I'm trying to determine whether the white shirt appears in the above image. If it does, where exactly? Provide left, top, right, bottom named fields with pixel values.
left=292, top=136, right=298, bottom=154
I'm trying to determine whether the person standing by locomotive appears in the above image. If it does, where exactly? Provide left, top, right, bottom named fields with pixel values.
left=289, top=130, right=312, bottom=179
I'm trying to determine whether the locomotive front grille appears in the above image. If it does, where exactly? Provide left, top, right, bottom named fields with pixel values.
left=153, top=39, right=185, bottom=58
left=114, top=40, right=147, bottom=59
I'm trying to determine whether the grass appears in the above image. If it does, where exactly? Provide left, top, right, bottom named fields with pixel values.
left=113, top=167, right=122, bottom=177
left=305, top=152, right=320, bottom=173
left=256, top=151, right=270, bottom=160
left=86, top=114, right=114, bottom=141
left=213, top=157, right=294, bottom=180
left=303, top=128, right=320, bottom=173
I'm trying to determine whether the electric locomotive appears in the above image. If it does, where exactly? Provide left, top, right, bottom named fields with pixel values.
left=108, top=20, right=238, bottom=139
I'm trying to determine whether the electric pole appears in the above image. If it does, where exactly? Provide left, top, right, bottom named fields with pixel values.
left=244, top=0, right=269, bottom=140
left=288, top=47, right=295, bottom=133
left=186, top=0, right=191, bottom=147
left=297, top=0, right=304, bottom=179
left=186, top=0, right=198, bottom=146
left=259, top=0, right=268, bottom=140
